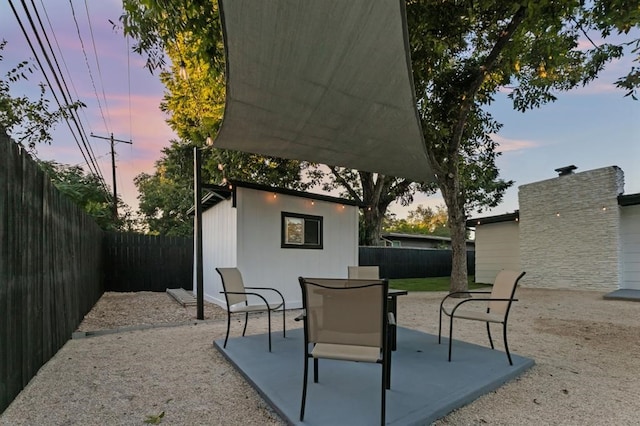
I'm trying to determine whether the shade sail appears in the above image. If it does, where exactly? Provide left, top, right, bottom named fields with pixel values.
left=215, top=0, right=434, bottom=183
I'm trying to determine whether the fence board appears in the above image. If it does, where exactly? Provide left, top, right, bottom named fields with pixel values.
left=0, top=134, right=103, bottom=414
left=359, top=247, right=475, bottom=279
left=103, top=233, right=193, bottom=292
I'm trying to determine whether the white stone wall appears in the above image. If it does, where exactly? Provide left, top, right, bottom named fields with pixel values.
left=518, top=166, right=624, bottom=290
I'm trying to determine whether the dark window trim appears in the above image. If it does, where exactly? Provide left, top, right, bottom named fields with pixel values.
left=281, top=211, right=323, bottom=249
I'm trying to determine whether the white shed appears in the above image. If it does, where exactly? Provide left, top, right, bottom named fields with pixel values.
left=194, top=181, right=360, bottom=309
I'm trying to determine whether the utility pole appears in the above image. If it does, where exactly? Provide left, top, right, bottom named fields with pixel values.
left=90, top=133, right=133, bottom=220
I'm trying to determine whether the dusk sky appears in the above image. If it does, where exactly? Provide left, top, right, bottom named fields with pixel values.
left=3, top=0, right=639, bottom=220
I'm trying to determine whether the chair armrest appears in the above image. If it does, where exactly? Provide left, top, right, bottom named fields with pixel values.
left=243, top=286, right=286, bottom=308
left=294, top=309, right=306, bottom=322
left=439, top=290, right=492, bottom=311
left=449, top=297, right=518, bottom=316
left=221, top=290, right=271, bottom=308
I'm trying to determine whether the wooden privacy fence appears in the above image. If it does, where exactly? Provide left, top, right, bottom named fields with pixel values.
left=359, top=246, right=475, bottom=279
left=0, top=133, right=103, bottom=414
left=103, top=232, right=193, bottom=292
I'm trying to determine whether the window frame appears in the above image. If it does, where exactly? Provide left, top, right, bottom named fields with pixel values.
left=281, top=211, right=323, bottom=249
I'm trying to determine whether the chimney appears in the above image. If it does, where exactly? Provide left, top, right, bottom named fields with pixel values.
left=554, top=165, right=577, bottom=177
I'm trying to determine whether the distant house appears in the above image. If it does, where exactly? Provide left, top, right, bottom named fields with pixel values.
left=194, top=181, right=360, bottom=309
left=381, top=232, right=475, bottom=250
left=468, top=166, right=640, bottom=291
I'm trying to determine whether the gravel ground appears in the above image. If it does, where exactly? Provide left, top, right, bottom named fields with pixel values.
left=1, top=288, right=639, bottom=425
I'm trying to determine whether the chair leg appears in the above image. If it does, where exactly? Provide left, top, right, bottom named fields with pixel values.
left=380, top=361, right=386, bottom=426
left=503, top=323, right=513, bottom=366
left=282, top=305, right=286, bottom=338
left=300, top=356, right=309, bottom=421
left=241, top=312, right=249, bottom=336
left=486, top=321, right=495, bottom=349
left=223, top=311, right=231, bottom=348
left=267, top=308, right=272, bottom=352
left=448, top=315, right=454, bottom=362
left=438, top=309, right=443, bottom=344
left=313, top=358, right=319, bottom=383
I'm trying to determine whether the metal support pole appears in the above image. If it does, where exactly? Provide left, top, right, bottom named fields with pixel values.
left=194, top=147, right=204, bottom=320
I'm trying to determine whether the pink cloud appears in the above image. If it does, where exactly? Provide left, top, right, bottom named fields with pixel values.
left=490, top=134, right=539, bottom=153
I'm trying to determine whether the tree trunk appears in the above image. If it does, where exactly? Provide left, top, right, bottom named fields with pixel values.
left=440, top=175, right=469, bottom=294
left=361, top=206, right=384, bottom=246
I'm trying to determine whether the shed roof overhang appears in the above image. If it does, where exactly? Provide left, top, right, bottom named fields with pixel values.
left=466, top=211, right=520, bottom=228
left=192, top=180, right=362, bottom=213
left=213, top=0, right=434, bottom=183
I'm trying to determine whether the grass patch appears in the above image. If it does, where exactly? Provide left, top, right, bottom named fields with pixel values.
left=389, top=276, right=491, bottom=292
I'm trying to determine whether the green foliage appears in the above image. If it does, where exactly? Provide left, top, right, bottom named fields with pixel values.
left=0, top=40, right=84, bottom=149
left=143, top=411, right=165, bottom=424
left=38, top=160, right=137, bottom=232
left=390, top=276, right=488, bottom=292
left=385, top=204, right=450, bottom=237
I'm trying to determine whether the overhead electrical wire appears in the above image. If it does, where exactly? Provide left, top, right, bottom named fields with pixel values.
left=8, top=0, right=106, bottom=190
left=27, top=0, right=107, bottom=191
left=68, top=0, right=111, bottom=136
left=38, top=0, right=96, bottom=142
left=83, top=0, right=113, bottom=133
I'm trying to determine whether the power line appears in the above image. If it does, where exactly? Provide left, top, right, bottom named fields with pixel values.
left=68, top=0, right=110, bottom=135
left=83, top=0, right=113, bottom=133
left=27, top=0, right=106, bottom=188
left=8, top=0, right=106, bottom=190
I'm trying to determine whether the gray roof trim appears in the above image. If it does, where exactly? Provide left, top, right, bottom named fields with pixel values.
left=466, top=211, right=520, bottom=227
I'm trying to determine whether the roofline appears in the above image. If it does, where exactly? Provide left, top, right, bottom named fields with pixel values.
left=188, top=180, right=362, bottom=215
left=618, top=193, right=640, bottom=206
left=227, top=180, right=361, bottom=206
left=466, top=211, right=519, bottom=227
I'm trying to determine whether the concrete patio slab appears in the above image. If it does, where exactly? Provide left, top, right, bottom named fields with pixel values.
left=215, top=327, right=534, bottom=425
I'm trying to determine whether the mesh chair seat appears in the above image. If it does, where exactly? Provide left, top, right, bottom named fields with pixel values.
left=229, top=301, right=283, bottom=313
left=311, top=343, right=381, bottom=362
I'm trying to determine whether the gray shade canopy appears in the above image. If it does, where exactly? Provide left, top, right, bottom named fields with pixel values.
left=215, top=0, right=434, bottom=183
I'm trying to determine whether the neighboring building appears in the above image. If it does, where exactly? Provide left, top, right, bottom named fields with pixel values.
left=195, top=181, right=360, bottom=309
left=468, top=166, right=640, bottom=291
left=381, top=232, right=475, bottom=250
left=466, top=212, right=520, bottom=284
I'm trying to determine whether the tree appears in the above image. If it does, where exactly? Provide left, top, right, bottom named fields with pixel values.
left=0, top=40, right=84, bottom=150
left=385, top=204, right=450, bottom=237
left=406, top=1, right=639, bottom=292
left=38, top=160, right=137, bottom=232
left=121, top=2, right=640, bottom=284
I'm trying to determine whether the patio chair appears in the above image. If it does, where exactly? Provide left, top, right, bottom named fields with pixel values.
left=438, top=270, right=526, bottom=365
left=216, top=267, right=285, bottom=352
left=297, top=277, right=392, bottom=426
left=347, top=265, right=380, bottom=279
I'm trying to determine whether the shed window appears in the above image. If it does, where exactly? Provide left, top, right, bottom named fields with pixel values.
left=281, top=212, right=323, bottom=249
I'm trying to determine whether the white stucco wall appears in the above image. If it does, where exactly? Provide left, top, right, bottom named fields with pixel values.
left=518, top=166, right=624, bottom=290
left=473, top=221, right=520, bottom=284
left=620, top=204, right=640, bottom=290
left=200, top=186, right=359, bottom=309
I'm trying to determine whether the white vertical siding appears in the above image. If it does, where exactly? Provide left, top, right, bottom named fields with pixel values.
left=236, top=187, right=359, bottom=308
left=474, top=221, right=520, bottom=284
left=200, top=199, right=237, bottom=305
left=620, top=204, right=640, bottom=290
